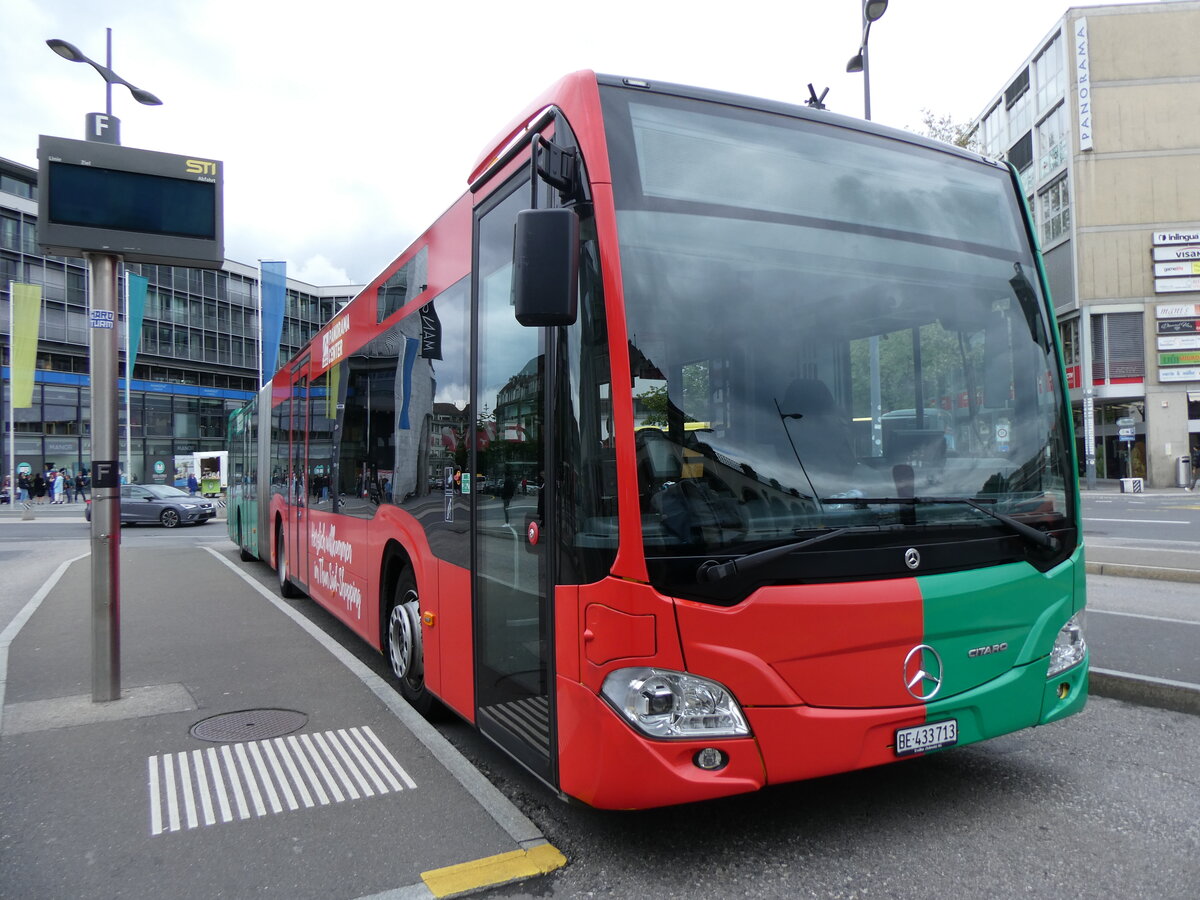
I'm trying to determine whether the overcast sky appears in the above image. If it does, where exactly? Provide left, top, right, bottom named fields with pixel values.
left=2, top=0, right=1123, bottom=287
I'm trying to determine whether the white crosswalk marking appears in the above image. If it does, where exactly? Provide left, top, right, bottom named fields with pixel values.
left=147, top=727, right=416, bottom=835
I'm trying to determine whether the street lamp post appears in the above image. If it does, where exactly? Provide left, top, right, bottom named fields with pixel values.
left=847, top=2, right=889, bottom=456
left=46, top=30, right=162, bottom=702
left=47, top=29, right=161, bottom=145
left=846, top=0, right=889, bottom=122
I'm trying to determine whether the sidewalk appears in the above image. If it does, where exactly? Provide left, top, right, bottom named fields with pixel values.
left=0, top=546, right=564, bottom=899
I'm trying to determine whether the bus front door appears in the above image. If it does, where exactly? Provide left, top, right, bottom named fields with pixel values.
left=472, top=180, right=554, bottom=782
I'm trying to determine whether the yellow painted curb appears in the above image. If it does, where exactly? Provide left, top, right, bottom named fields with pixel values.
left=422, top=843, right=567, bottom=897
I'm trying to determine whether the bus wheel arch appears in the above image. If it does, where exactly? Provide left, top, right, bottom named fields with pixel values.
left=381, top=544, right=434, bottom=715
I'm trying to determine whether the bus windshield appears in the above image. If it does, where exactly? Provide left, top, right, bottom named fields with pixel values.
left=601, top=88, right=1073, bottom=569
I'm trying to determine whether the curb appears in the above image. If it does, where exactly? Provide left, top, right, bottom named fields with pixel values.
left=1084, top=561, right=1200, bottom=584
left=1089, top=667, right=1200, bottom=717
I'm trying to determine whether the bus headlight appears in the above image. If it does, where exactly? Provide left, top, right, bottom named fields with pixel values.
left=600, top=667, right=750, bottom=739
left=1047, top=611, right=1086, bottom=677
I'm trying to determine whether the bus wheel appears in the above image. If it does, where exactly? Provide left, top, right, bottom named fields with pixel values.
left=276, top=529, right=301, bottom=598
left=237, top=517, right=254, bottom=562
left=386, top=570, right=432, bottom=715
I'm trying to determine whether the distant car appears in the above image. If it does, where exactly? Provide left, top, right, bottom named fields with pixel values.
left=84, top=484, right=217, bottom=528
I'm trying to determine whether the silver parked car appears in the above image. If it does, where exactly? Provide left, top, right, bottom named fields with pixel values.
left=84, top=484, right=216, bottom=528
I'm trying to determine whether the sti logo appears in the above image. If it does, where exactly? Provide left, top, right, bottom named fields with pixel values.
left=185, top=159, right=218, bottom=176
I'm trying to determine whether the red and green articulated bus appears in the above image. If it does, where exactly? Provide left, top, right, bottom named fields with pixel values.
left=228, top=71, right=1088, bottom=810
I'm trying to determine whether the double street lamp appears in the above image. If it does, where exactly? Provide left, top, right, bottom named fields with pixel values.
left=47, top=30, right=161, bottom=145
left=846, top=0, right=889, bottom=122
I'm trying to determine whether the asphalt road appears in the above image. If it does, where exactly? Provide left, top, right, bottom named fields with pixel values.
left=1, top=500, right=1197, bottom=899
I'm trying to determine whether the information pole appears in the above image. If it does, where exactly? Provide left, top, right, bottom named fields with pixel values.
left=87, top=252, right=121, bottom=702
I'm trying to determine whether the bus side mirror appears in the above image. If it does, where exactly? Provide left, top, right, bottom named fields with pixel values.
left=513, top=208, right=579, bottom=327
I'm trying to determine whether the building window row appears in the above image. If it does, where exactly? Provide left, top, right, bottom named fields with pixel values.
left=1039, top=176, right=1070, bottom=246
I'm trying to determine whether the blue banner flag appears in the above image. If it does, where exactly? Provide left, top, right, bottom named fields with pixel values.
left=126, top=273, right=148, bottom=378
left=260, top=261, right=287, bottom=383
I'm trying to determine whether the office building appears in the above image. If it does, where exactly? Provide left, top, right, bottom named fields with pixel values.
left=972, top=0, right=1200, bottom=486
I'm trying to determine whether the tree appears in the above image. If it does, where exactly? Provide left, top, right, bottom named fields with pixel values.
left=913, top=109, right=981, bottom=153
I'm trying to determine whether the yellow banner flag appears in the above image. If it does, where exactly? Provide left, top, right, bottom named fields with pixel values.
left=10, top=283, right=42, bottom=409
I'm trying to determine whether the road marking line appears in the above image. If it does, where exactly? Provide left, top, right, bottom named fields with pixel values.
left=263, top=738, right=301, bottom=811
left=222, top=743, right=251, bottom=820
left=207, top=747, right=233, bottom=822
left=351, top=726, right=405, bottom=792
left=314, top=730, right=360, bottom=799
left=291, top=734, right=332, bottom=805
left=192, top=750, right=216, bottom=826
left=1088, top=608, right=1200, bottom=627
left=248, top=740, right=283, bottom=814
left=148, top=757, right=162, bottom=835
left=235, top=742, right=267, bottom=816
left=341, top=727, right=389, bottom=795
left=1086, top=518, right=1190, bottom=524
left=363, top=724, right=418, bottom=790
left=302, top=732, right=344, bottom=802
left=163, top=752, right=181, bottom=832
left=148, top=727, right=418, bottom=835
left=178, top=751, right=199, bottom=829
left=1091, top=666, right=1200, bottom=692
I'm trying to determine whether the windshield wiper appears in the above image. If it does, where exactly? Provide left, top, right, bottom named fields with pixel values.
left=697, top=525, right=906, bottom=584
left=819, top=496, right=1059, bottom=551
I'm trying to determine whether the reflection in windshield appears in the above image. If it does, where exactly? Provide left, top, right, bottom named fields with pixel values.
left=604, top=92, right=1072, bottom=563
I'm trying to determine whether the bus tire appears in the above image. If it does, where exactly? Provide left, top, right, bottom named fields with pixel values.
left=237, top=516, right=255, bottom=562
left=276, top=528, right=302, bottom=598
left=386, top=568, right=433, bottom=715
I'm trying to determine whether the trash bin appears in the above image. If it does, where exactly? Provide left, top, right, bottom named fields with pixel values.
left=1180, top=455, right=1194, bottom=488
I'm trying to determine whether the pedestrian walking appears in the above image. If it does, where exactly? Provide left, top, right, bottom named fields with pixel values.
left=74, top=471, right=88, bottom=502
left=1188, top=444, right=1200, bottom=491
left=187, top=473, right=199, bottom=496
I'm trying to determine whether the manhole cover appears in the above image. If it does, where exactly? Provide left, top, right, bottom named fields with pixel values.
left=190, top=708, right=308, bottom=743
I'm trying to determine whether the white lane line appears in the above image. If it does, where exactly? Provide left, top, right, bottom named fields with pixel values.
left=178, top=751, right=199, bottom=830
left=289, top=734, right=331, bottom=805
left=340, top=727, right=389, bottom=795
left=261, top=738, right=300, bottom=811
left=207, top=747, right=233, bottom=823
left=362, top=726, right=418, bottom=790
left=1088, top=608, right=1200, bottom=627
left=313, top=730, right=361, bottom=800
left=327, top=729, right=375, bottom=797
left=192, top=749, right=216, bottom=827
left=351, top=727, right=404, bottom=792
left=234, top=742, right=267, bottom=817
left=163, top=754, right=181, bottom=832
left=147, top=728, right=418, bottom=835
left=1087, top=518, right=1190, bottom=524
left=221, top=743, right=251, bottom=820
left=247, top=740, right=283, bottom=815
left=300, top=732, right=344, bottom=802
left=272, top=737, right=313, bottom=808
left=149, top=757, right=163, bottom=836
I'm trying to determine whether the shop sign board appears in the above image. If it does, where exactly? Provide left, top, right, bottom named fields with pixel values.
left=1157, top=334, right=1200, bottom=350
left=1159, top=366, right=1200, bottom=383
left=1158, top=350, right=1200, bottom=366
left=1156, top=302, right=1200, bottom=319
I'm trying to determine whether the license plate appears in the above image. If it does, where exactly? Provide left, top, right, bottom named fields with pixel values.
left=895, top=719, right=958, bottom=757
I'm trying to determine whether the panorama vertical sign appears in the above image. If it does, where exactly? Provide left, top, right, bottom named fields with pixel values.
left=1075, top=18, right=1093, bottom=152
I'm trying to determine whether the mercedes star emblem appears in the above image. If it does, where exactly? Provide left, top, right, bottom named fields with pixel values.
left=903, top=644, right=944, bottom=701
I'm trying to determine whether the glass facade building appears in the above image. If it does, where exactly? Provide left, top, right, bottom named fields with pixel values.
left=1, top=156, right=361, bottom=487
